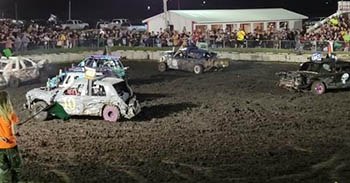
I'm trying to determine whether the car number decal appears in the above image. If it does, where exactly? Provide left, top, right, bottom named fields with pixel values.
left=341, top=73, right=349, bottom=84
left=63, top=98, right=76, bottom=111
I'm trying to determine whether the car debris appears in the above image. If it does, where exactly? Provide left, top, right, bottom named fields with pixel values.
left=0, top=56, right=49, bottom=88
left=276, top=53, right=350, bottom=94
left=158, top=46, right=229, bottom=74
left=24, top=76, right=141, bottom=121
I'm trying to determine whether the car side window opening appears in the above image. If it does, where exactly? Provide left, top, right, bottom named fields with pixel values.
left=113, top=82, right=130, bottom=98
left=64, top=84, right=84, bottom=96
left=23, top=60, right=33, bottom=67
left=322, top=64, right=332, bottom=73
left=0, top=62, right=7, bottom=69
left=92, top=84, right=106, bottom=96
left=11, top=62, right=17, bottom=70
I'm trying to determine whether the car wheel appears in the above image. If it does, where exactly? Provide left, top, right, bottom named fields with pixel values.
left=8, top=76, right=20, bottom=88
left=158, top=62, right=167, bottom=72
left=311, top=81, right=326, bottom=95
left=33, top=101, right=49, bottom=121
left=193, top=65, right=204, bottom=74
left=103, top=105, right=120, bottom=122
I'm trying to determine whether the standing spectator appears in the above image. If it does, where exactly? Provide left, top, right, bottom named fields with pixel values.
left=4, top=37, right=14, bottom=52
left=0, top=91, right=21, bottom=183
left=236, top=28, right=246, bottom=48
left=21, top=34, right=30, bottom=51
left=14, top=35, right=22, bottom=52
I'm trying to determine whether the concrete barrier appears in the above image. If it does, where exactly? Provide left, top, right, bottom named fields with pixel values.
left=23, top=49, right=350, bottom=64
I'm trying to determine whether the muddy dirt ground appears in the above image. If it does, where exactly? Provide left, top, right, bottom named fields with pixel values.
left=6, top=60, right=350, bottom=182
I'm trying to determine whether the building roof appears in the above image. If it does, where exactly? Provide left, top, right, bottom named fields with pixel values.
left=143, top=8, right=308, bottom=24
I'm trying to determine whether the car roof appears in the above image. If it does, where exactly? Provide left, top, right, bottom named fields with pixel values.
left=0, top=56, right=33, bottom=62
left=88, top=55, right=120, bottom=60
left=74, top=76, right=124, bottom=85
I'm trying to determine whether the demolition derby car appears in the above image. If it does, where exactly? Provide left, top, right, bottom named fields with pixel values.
left=68, top=55, right=127, bottom=78
left=276, top=53, right=350, bottom=94
left=0, top=56, right=48, bottom=87
left=25, top=76, right=141, bottom=121
left=158, top=46, right=229, bottom=74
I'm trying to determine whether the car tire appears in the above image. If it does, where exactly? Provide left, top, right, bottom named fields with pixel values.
left=193, top=65, right=204, bottom=74
left=8, top=77, right=20, bottom=88
left=158, top=62, right=167, bottom=72
left=103, top=105, right=120, bottom=122
left=311, top=81, right=326, bottom=95
left=33, top=101, right=49, bottom=121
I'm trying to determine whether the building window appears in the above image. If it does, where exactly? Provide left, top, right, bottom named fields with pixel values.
left=195, top=25, right=208, bottom=32
left=267, top=22, right=276, bottom=32
left=240, top=23, right=251, bottom=33
left=279, top=22, right=288, bottom=30
left=253, top=23, right=264, bottom=33
left=211, top=24, right=223, bottom=31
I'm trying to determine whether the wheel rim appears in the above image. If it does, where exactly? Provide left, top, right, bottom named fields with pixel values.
left=314, top=83, right=324, bottom=94
left=194, top=66, right=200, bottom=73
left=103, top=106, right=120, bottom=122
left=159, top=63, right=166, bottom=71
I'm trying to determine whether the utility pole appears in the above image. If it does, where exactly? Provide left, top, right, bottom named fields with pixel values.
left=177, top=0, right=181, bottom=10
left=163, top=0, right=169, bottom=28
left=68, top=0, right=71, bottom=20
left=14, top=1, right=18, bottom=21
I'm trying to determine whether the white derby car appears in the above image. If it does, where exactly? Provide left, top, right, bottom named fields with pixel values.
left=25, top=76, right=141, bottom=122
left=0, top=56, right=48, bottom=87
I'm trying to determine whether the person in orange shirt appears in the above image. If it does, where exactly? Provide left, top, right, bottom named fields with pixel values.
left=0, top=91, right=21, bottom=183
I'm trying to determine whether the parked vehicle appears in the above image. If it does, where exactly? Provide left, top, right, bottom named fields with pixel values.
left=158, top=46, right=229, bottom=74
left=98, top=19, right=129, bottom=29
left=61, top=20, right=89, bottom=30
left=25, top=76, right=141, bottom=121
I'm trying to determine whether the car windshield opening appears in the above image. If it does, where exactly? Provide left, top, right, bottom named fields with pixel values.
left=113, top=82, right=130, bottom=96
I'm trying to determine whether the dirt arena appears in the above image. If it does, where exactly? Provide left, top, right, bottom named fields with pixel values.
left=6, top=60, right=350, bottom=183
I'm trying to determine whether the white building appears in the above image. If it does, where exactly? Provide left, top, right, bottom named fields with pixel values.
left=142, top=8, right=308, bottom=33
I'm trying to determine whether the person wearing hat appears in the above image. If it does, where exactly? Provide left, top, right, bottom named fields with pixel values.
left=0, top=91, right=21, bottom=182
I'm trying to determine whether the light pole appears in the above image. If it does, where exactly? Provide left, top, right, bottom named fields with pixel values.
left=68, top=0, right=71, bottom=20
left=163, top=0, right=169, bottom=27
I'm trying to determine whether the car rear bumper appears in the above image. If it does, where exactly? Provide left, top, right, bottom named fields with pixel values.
left=125, top=96, right=141, bottom=119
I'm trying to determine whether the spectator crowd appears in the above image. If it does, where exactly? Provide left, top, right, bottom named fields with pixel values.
left=1, top=13, right=350, bottom=53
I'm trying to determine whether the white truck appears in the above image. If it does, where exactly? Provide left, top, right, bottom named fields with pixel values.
left=61, top=20, right=89, bottom=30
left=98, top=19, right=129, bottom=29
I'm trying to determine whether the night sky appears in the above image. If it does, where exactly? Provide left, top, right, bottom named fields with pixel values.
left=0, top=0, right=342, bottom=21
